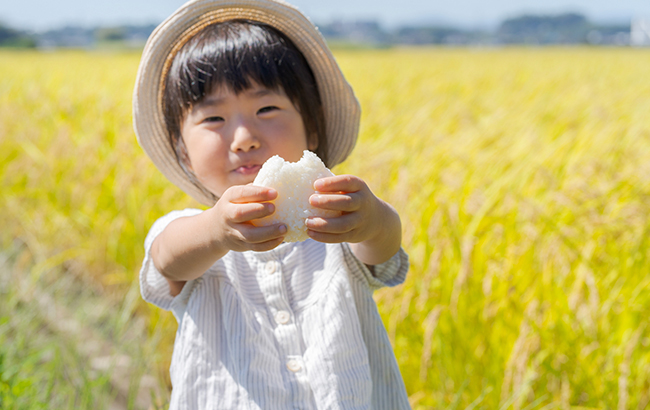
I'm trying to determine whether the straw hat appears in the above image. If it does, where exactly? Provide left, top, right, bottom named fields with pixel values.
left=133, top=0, right=360, bottom=206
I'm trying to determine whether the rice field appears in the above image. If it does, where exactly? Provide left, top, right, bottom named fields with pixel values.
left=1, top=46, right=650, bottom=409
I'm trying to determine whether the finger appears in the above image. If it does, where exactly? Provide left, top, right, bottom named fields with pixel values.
left=313, top=175, right=365, bottom=193
left=305, top=213, right=358, bottom=234
left=224, top=185, right=278, bottom=204
left=309, top=192, right=360, bottom=212
left=236, top=222, right=287, bottom=244
left=306, top=229, right=357, bottom=244
left=228, top=202, right=275, bottom=223
left=242, top=236, right=286, bottom=252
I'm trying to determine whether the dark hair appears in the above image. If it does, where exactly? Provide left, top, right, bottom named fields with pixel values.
left=163, top=20, right=327, bottom=197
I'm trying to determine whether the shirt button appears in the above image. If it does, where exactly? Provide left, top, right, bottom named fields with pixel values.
left=286, top=359, right=302, bottom=372
left=264, top=261, right=276, bottom=275
left=275, top=310, right=290, bottom=325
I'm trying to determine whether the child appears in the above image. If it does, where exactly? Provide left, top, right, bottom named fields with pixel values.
left=133, top=0, right=410, bottom=408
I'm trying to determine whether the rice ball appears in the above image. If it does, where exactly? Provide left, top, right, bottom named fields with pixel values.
left=252, top=150, right=340, bottom=242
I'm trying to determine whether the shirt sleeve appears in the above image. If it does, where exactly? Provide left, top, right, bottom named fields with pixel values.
left=341, top=243, right=409, bottom=291
left=139, top=208, right=204, bottom=318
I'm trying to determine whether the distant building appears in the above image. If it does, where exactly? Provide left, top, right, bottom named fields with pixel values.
left=631, top=18, right=650, bottom=46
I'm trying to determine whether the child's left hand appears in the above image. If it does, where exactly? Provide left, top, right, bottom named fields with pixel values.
left=306, top=175, right=402, bottom=265
left=306, top=175, right=379, bottom=243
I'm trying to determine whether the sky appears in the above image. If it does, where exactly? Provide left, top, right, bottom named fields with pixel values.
left=1, top=0, right=650, bottom=32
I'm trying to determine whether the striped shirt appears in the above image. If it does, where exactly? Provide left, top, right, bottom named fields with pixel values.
left=140, top=208, right=411, bottom=409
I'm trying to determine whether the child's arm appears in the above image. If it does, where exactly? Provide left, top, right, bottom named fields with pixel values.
left=151, top=185, right=287, bottom=294
left=306, top=175, right=402, bottom=266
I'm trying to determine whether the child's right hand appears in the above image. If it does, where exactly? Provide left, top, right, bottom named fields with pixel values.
left=152, top=185, right=286, bottom=291
left=210, top=185, right=287, bottom=253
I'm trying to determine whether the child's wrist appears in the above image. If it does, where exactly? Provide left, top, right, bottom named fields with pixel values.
left=203, top=206, right=229, bottom=255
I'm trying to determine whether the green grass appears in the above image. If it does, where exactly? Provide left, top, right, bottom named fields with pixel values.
left=0, top=248, right=169, bottom=409
left=0, top=253, right=115, bottom=409
left=1, top=47, right=650, bottom=408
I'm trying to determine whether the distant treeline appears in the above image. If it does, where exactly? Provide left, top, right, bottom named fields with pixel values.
left=0, top=23, right=37, bottom=48
left=496, top=13, right=629, bottom=45
left=0, top=13, right=637, bottom=48
left=319, top=13, right=630, bottom=46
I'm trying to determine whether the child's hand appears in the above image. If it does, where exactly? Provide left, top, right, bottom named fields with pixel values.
left=306, top=175, right=379, bottom=244
left=211, top=185, right=287, bottom=252
left=151, top=184, right=286, bottom=291
left=306, top=175, right=402, bottom=265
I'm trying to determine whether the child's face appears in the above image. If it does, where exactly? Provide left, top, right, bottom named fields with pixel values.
left=180, top=82, right=317, bottom=197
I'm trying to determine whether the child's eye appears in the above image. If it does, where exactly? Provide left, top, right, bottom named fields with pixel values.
left=258, top=106, right=279, bottom=115
left=203, top=116, right=224, bottom=123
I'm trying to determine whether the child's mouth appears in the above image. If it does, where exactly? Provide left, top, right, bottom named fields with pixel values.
left=235, top=164, right=261, bottom=175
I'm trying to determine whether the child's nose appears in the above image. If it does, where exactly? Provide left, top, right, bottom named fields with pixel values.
left=230, top=123, right=260, bottom=152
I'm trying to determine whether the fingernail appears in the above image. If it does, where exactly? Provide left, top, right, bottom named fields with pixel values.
left=314, top=179, right=324, bottom=190
left=279, top=224, right=287, bottom=234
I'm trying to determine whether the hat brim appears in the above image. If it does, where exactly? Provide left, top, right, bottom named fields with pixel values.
left=133, top=0, right=360, bottom=206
